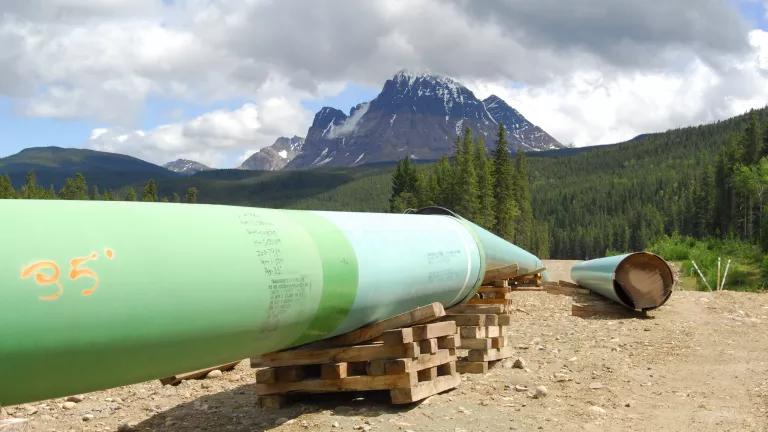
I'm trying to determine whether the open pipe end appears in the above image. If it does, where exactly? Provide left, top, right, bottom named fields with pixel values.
left=614, top=252, right=674, bottom=310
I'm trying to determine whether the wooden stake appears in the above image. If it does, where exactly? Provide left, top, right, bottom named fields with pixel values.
left=690, top=260, right=712, bottom=291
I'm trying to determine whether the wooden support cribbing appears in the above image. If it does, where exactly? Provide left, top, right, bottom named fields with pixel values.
left=301, top=302, right=446, bottom=349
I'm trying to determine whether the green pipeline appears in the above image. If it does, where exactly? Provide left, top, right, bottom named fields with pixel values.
left=0, top=201, right=543, bottom=406
left=570, top=252, right=674, bottom=310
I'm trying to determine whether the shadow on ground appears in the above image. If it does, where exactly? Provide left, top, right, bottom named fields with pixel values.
left=132, top=383, right=431, bottom=431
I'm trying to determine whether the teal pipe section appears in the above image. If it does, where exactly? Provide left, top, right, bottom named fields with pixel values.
left=571, top=252, right=674, bottom=310
left=410, top=207, right=545, bottom=277
left=0, top=201, right=541, bottom=406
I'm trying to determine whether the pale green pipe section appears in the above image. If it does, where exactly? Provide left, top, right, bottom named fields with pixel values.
left=1, top=200, right=530, bottom=406
left=571, top=252, right=673, bottom=310
left=410, top=207, right=545, bottom=277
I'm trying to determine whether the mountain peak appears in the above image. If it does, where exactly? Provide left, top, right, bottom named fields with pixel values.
left=240, top=136, right=304, bottom=171
left=163, top=159, right=211, bottom=176
left=287, top=71, right=564, bottom=169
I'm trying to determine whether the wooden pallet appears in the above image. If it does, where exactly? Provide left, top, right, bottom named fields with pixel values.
left=251, top=320, right=461, bottom=406
left=445, top=293, right=516, bottom=374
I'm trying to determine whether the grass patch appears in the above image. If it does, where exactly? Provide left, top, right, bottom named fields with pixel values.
left=648, top=234, right=764, bottom=292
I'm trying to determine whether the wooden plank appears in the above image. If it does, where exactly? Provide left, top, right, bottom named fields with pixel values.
left=380, top=328, right=414, bottom=345
left=439, top=314, right=484, bottom=326
left=389, top=373, right=461, bottom=404
left=411, top=321, right=457, bottom=340
left=572, top=302, right=645, bottom=318
left=459, top=326, right=485, bottom=339
left=301, top=303, right=445, bottom=349
left=275, top=366, right=306, bottom=382
left=418, top=338, right=438, bottom=354
left=378, top=349, right=456, bottom=375
left=489, top=336, right=506, bottom=349
left=255, top=368, right=276, bottom=384
left=478, top=286, right=513, bottom=294
left=447, top=304, right=506, bottom=314
left=437, top=334, right=461, bottom=349
left=255, top=371, right=418, bottom=395
left=459, top=338, right=491, bottom=350
left=559, top=280, right=582, bottom=289
left=467, top=346, right=515, bottom=362
left=256, top=342, right=420, bottom=367
left=497, top=314, right=513, bottom=325
left=544, top=284, right=591, bottom=296
left=417, top=366, right=438, bottom=382
left=321, top=363, right=348, bottom=380
left=486, top=326, right=501, bottom=337
left=467, top=298, right=510, bottom=305
left=159, top=361, right=240, bottom=386
left=456, top=361, right=488, bottom=374
left=482, top=264, right=518, bottom=284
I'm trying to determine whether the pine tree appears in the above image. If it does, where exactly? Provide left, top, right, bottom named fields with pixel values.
left=172, top=192, right=181, bottom=203
left=0, top=174, right=15, bottom=198
left=491, top=125, right=518, bottom=240
left=91, top=185, right=101, bottom=200
left=513, top=151, right=534, bottom=249
left=125, top=187, right=137, bottom=201
left=185, top=187, right=198, bottom=204
left=454, top=128, right=480, bottom=219
left=20, top=171, right=43, bottom=199
left=142, top=179, right=158, bottom=202
left=389, top=158, right=418, bottom=212
left=59, top=173, right=89, bottom=200
left=742, top=113, right=763, bottom=165
left=433, top=156, right=455, bottom=209
left=473, top=135, right=494, bottom=228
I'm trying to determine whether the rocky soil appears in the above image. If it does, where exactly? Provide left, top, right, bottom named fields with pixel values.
left=3, top=261, right=768, bottom=432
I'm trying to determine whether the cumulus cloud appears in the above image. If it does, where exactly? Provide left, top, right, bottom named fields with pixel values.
left=87, top=97, right=311, bottom=167
left=0, top=0, right=767, bottom=160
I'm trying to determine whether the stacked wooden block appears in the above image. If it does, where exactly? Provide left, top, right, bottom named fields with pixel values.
left=250, top=306, right=462, bottom=407
left=446, top=302, right=515, bottom=374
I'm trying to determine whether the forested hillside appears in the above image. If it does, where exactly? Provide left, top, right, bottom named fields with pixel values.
left=529, top=107, right=768, bottom=258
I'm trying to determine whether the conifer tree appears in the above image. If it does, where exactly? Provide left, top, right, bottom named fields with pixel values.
left=454, top=127, right=480, bottom=219
left=742, top=113, right=763, bottom=165
left=389, top=157, right=419, bottom=212
left=0, top=174, right=15, bottom=198
left=186, top=187, right=198, bottom=204
left=433, top=156, right=455, bottom=208
left=142, top=179, right=158, bottom=202
left=20, top=171, right=43, bottom=199
left=473, top=136, right=494, bottom=228
left=513, top=151, right=534, bottom=249
left=59, top=173, right=89, bottom=200
left=124, top=187, right=137, bottom=201
left=491, top=125, right=518, bottom=240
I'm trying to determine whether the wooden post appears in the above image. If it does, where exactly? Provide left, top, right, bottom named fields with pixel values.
left=716, top=257, right=721, bottom=292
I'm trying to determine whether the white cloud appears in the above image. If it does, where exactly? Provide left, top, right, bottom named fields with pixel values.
left=86, top=98, right=311, bottom=167
left=0, top=0, right=767, bottom=161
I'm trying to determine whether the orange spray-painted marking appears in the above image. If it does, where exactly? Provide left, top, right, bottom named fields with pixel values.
left=69, top=252, right=99, bottom=296
left=20, top=261, right=64, bottom=301
left=104, top=248, right=114, bottom=260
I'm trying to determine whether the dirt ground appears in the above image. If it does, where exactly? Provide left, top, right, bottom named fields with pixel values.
left=3, top=260, right=768, bottom=432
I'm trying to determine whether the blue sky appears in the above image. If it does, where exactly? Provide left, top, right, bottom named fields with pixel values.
left=1, top=0, right=767, bottom=166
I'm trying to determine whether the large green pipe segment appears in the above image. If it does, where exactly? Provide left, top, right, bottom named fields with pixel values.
left=0, top=201, right=543, bottom=406
left=571, top=252, right=674, bottom=310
